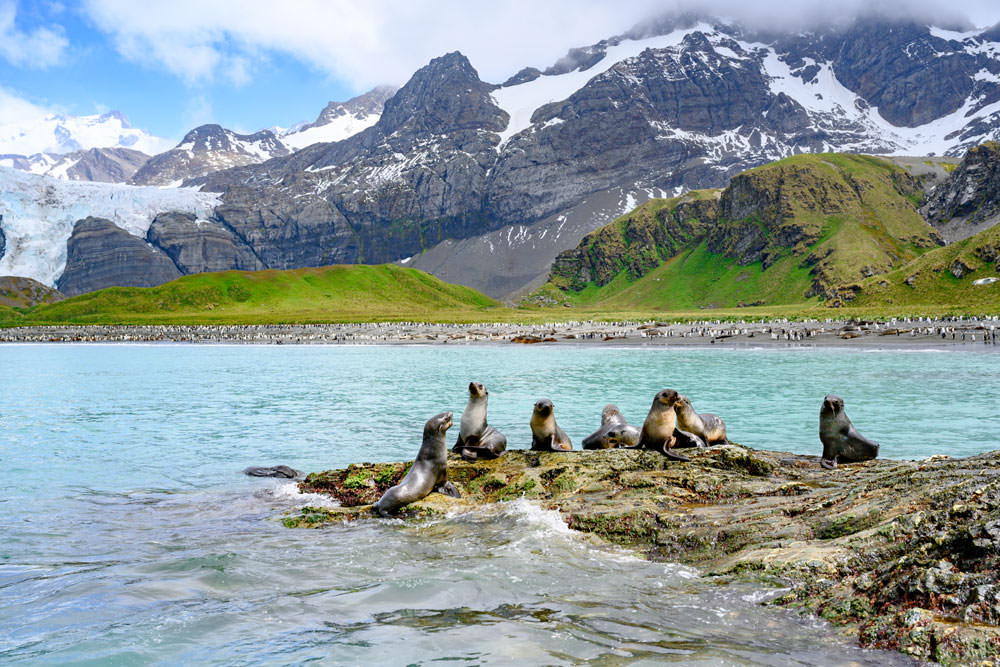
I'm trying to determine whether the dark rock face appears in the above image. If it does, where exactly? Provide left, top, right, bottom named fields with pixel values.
left=0, top=219, right=5, bottom=262
left=56, top=217, right=182, bottom=296
left=922, top=141, right=1000, bottom=241
left=146, top=212, right=264, bottom=274
left=65, top=147, right=150, bottom=182
left=131, top=125, right=289, bottom=186
left=830, top=21, right=980, bottom=127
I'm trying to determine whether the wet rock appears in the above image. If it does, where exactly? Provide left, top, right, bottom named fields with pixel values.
left=288, top=446, right=1000, bottom=664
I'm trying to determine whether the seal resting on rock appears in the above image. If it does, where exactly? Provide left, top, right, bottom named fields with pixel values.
left=373, top=412, right=461, bottom=516
left=243, top=465, right=300, bottom=478
left=638, top=389, right=689, bottom=461
left=674, top=394, right=729, bottom=445
left=530, top=399, right=573, bottom=451
left=582, top=404, right=640, bottom=449
left=819, top=394, right=880, bottom=470
left=453, top=382, right=507, bottom=461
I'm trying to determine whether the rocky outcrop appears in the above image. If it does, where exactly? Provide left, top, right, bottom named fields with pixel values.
left=550, top=193, right=718, bottom=290
left=130, top=125, right=289, bottom=186
left=146, top=212, right=264, bottom=274
left=549, top=154, right=940, bottom=302
left=922, top=141, right=1000, bottom=242
left=0, top=220, right=5, bottom=261
left=56, top=217, right=181, bottom=296
left=0, top=276, right=64, bottom=308
left=288, top=447, right=1000, bottom=665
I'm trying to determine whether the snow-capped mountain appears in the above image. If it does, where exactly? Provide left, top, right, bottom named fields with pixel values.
left=0, top=110, right=172, bottom=158
left=5, top=14, right=1000, bottom=298
left=0, top=166, right=220, bottom=287
left=280, top=86, right=396, bottom=150
left=129, top=124, right=291, bottom=186
left=0, top=147, right=150, bottom=182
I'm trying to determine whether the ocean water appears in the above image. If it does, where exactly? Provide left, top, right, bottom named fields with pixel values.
left=2, top=344, right=997, bottom=665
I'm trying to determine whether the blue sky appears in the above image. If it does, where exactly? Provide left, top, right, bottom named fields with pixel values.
left=1, top=0, right=998, bottom=146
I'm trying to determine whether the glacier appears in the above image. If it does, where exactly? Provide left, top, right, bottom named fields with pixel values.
left=0, top=167, right=219, bottom=287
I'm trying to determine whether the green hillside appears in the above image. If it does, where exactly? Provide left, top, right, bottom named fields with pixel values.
left=542, top=153, right=942, bottom=311
left=849, top=223, right=1000, bottom=313
left=0, top=264, right=501, bottom=325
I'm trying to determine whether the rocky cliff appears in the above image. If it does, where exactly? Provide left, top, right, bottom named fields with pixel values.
left=922, top=141, right=1000, bottom=241
left=146, top=212, right=264, bottom=275
left=56, top=217, right=182, bottom=296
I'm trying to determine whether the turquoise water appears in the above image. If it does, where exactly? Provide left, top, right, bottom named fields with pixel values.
left=2, top=344, right=996, bottom=664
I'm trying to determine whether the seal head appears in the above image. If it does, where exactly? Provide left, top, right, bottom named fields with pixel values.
left=819, top=394, right=880, bottom=470
left=373, top=411, right=460, bottom=516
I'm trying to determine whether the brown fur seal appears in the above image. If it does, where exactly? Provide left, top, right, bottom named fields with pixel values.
left=453, top=382, right=507, bottom=461
left=530, top=399, right=572, bottom=451
left=638, top=389, right=688, bottom=461
left=819, top=394, right=880, bottom=470
left=674, top=394, right=729, bottom=445
left=582, top=404, right=640, bottom=449
left=373, top=412, right=460, bottom=516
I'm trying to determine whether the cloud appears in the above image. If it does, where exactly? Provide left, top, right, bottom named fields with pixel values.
left=0, top=85, right=55, bottom=123
left=0, top=0, right=68, bottom=68
left=80, top=0, right=999, bottom=93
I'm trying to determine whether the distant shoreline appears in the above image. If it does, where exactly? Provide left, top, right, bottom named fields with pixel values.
left=2, top=318, right=999, bottom=348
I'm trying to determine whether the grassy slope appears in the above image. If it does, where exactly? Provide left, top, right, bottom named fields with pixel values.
left=849, top=223, right=1000, bottom=315
left=0, top=264, right=502, bottom=325
left=542, top=154, right=938, bottom=312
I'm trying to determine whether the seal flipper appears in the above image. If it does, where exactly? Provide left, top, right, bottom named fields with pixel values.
left=436, top=481, right=461, bottom=498
left=820, top=457, right=838, bottom=470
left=664, top=449, right=691, bottom=462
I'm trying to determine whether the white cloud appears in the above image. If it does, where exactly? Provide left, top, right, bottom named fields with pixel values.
left=0, top=1, right=68, bottom=68
left=0, top=85, right=54, bottom=124
left=80, top=0, right=1000, bottom=94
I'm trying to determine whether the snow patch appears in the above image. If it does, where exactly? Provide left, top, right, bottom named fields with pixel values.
left=282, top=112, right=381, bottom=150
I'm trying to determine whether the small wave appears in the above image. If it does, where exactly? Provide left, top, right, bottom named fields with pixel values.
left=255, top=481, right=341, bottom=509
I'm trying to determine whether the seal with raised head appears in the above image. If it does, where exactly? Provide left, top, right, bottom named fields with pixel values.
left=453, top=382, right=507, bottom=461
left=530, top=399, right=573, bottom=451
left=582, top=404, right=639, bottom=449
left=674, top=394, right=729, bottom=445
left=638, top=389, right=689, bottom=461
left=819, top=394, right=880, bottom=470
left=373, top=412, right=461, bottom=516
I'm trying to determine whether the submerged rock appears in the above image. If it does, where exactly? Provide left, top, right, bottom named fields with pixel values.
left=289, top=446, right=1000, bottom=664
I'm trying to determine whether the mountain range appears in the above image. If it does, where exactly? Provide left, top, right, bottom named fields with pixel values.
left=1, top=13, right=1000, bottom=302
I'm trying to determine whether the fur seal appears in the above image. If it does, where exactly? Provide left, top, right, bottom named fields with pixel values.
left=819, top=394, right=880, bottom=470
left=243, top=465, right=300, bottom=478
left=638, top=389, right=689, bottom=461
left=673, top=429, right=707, bottom=449
left=674, top=394, right=729, bottom=445
left=373, top=412, right=461, bottom=516
left=530, top=399, right=573, bottom=451
left=582, top=404, right=640, bottom=449
left=453, top=382, right=507, bottom=461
